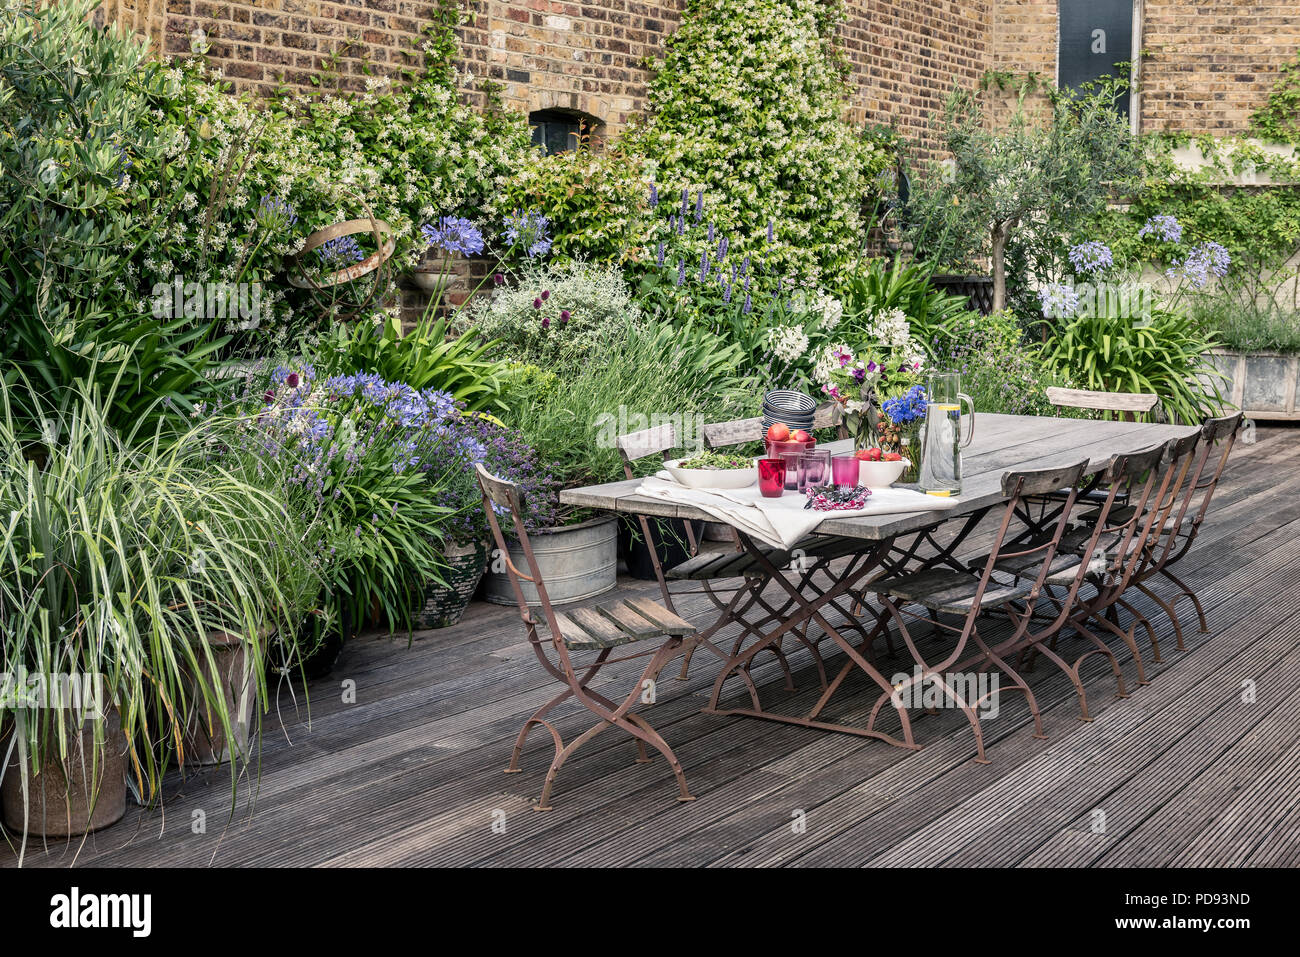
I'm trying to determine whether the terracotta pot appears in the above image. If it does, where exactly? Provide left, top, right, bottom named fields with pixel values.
left=180, top=630, right=256, bottom=767
left=2, top=707, right=127, bottom=837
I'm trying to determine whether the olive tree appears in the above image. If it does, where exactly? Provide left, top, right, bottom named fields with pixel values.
left=908, top=80, right=1143, bottom=312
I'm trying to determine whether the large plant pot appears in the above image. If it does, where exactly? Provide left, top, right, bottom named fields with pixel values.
left=266, top=611, right=347, bottom=681
left=2, top=707, right=127, bottom=837
left=1204, top=348, right=1300, bottom=420
left=484, top=514, right=618, bottom=606
left=415, top=540, right=487, bottom=629
left=180, top=631, right=256, bottom=767
left=618, top=516, right=697, bottom=581
left=929, top=273, right=995, bottom=315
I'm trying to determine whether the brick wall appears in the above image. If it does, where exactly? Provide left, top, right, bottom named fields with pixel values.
left=107, top=1, right=992, bottom=148
left=1141, top=1, right=1300, bottom=134
left=989, top=1, right=1300, bottom=136
left=104, top=2, right=1300, bottom=144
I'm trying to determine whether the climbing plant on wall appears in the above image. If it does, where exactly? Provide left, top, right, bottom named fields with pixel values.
left=627, top=0, right=888, bottom=284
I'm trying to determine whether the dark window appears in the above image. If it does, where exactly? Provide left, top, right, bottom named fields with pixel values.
left=529, top=109, right=594, bottom=155
left=1058, top=0, right=1135, bottom=118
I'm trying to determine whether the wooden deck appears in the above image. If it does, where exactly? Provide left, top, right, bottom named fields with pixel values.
left=5, top=424, right=1300, bottom=868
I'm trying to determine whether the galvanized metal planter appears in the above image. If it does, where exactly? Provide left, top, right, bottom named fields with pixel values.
left=1204, top=349, right=1300, bottom=420
left=484, top=514, right=618, bottom=606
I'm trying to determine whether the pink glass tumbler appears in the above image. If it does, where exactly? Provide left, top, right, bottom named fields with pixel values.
left=798, top=449, right=831, bottom=491
left=831, top=454, right=860, bottom=488
left=758, top=458, right=785, bottom=498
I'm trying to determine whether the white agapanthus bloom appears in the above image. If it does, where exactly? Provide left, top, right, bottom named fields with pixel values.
left=766, top=325, right=810, bottom=364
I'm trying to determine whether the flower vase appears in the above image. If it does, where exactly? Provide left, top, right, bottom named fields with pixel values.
left=899, top=422, right=922, bottom=484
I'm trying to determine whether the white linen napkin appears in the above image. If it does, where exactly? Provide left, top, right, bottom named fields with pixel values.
left=637, top=474, right=957, bottom=550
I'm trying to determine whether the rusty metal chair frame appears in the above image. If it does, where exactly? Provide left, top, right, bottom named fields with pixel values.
left=476, top=463, right=697, bottom=811
left=1004, top=443, right=1168, bottom=719
left=856, top=461, right=1090, bottom=762
left=1030, top=436, right=1199, bottom=691
left=1129, top=412, right=1243, bottom=650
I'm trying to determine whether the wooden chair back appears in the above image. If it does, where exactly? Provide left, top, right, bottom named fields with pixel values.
left=1046, top=387, right=1159, bottom=422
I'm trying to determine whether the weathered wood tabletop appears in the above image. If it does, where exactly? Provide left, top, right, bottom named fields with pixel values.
left=560, top=413, right=1202, bottom=539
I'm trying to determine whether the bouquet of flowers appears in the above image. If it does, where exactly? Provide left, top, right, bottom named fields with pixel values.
left=814, top=308, right=925, bottom=449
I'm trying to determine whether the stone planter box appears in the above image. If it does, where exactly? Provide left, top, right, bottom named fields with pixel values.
left=1204, top=349, right=1300, bottom=420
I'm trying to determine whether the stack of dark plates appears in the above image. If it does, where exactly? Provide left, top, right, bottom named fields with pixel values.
left=761, top=389, right=817, bottom=437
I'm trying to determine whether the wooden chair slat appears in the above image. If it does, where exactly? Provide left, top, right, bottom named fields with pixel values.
left=1046, top=386, right=1159, bottom=414
left=599, top=601, right=662, bottom=638
left=567, top=607, right=632, bottom=647
left=622, top=596, right=697, bottom=636
left=1001, top=460, right=1087, bottom=497
left=703, top=416, right=763, bottom=449
left=617, top=423, right=679, bottom=463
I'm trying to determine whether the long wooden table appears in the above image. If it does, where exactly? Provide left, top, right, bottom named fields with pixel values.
left=560, top=414, right=1201, bottom=747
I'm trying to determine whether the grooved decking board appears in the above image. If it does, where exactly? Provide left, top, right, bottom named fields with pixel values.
left=3, top=424, right=1297, bottom=869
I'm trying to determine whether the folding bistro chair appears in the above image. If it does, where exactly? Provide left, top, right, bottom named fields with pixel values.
left=1129, top=412, right=1243, bottom=649
left=863, top=461, right=1089, bottom=762
left=999, top=443, right=1169, bottom=719
left=476, top=464, right=698, bottom=810
left=1045, top=434, right=1200, bottom=684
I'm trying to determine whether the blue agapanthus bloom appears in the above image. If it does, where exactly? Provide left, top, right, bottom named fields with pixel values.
left=422, top=216, right=486, bottom=257
left=883, top=385, right=928, bottom=425
left=503, top=210, right=552, bottom=258
left=316, top=235, right=365, bottom=268
left=255, top=195, right=297, bottom=231
left=1068, top=241, right=1114, bottom=275
left=1169, top=241, right=1231, bottom=288
left=1138, top=214, right=1183, bottom=244
left=1037, top=282, right=1081, bottom=319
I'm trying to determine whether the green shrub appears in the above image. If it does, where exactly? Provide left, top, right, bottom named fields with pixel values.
left=835, top=257, right=974, bottom=359
left=628, top=0, right=888, bottom=282
left=0, top=378, right=318, bottom=859
left=460, top=260, right=641, bottom=373
left=1042, top=309, right=1224, bottom=423
left=506, top=320, right=756, bottom=513
left=503, top=133, right=652, bottom=265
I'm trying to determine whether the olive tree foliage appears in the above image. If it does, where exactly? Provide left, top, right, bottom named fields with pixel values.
left=908, top=80, right=1144, bottom=311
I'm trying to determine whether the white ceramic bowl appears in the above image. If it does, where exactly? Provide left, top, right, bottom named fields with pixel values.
left=664, top=459, right=757, bottom=490
left=856, top=458, right=909, bottom=489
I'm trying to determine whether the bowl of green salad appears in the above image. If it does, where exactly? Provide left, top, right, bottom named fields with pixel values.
left=664, top=452, right=757, bottom=489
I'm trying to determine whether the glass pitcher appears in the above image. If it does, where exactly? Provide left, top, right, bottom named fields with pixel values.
left=918, top=372, right=975, bottom=497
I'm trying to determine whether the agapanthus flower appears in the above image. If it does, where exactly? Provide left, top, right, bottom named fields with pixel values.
left=255, top=195, right=297, bottom=231
left=422, top=216, right=485, bottom=257
left=503, top=210, right=552, bottom=258
left=1138, top=214, right=1183, bottom=244
left=316, top=235, right=364, bottom=269
left=1068, top=240, right=1114, bottom=275
left=1170, top=241, right=1231, bottom=288
left=1037, top=282, right=1081, bottom=319
left=649, top=183, right=659, bottom=207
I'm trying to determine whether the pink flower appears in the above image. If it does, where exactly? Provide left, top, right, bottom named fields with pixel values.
left=263, top=389, right=275, bottom=404
left=559, top=309, right=571, bottom=322
left=541, top=316, right=550, bottom=329
left=286, top=372, right=300, bottom=389
left=533, top=298, right=543, bottom=309
left=540, top=289, right=550, bottom=300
